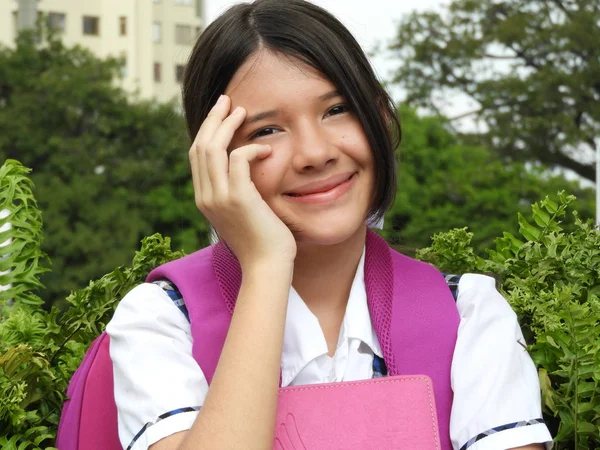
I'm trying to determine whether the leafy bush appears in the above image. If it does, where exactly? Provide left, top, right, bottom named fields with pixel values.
left=418, top=193, right=600, bottom=448
left=0, top=160, right=183, bottom=449
left=1, top=159, right=599, bottom=448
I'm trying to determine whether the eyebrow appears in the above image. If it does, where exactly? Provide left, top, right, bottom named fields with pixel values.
left=243, top=90, right=342, bottom=125
left=245, top=109, right=280, bottom=125
left=319, top=90, right=342, bottom=102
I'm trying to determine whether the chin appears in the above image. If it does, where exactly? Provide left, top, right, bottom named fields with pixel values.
left=292, top=219, right=367, bottom=247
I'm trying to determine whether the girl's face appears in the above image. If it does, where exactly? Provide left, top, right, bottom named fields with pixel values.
left=226, top=50, right=375, bottom=246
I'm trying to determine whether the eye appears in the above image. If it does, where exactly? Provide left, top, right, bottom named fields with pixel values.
left=249, top=127, right=279, bottom=140
left=325, top=104, right=350, bottom=117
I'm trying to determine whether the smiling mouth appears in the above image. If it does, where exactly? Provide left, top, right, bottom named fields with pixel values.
left=285, top=174, right=355, bottom=197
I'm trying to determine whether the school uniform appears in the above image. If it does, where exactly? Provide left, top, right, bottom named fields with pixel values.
left=106, top=249, right=553, bottom=450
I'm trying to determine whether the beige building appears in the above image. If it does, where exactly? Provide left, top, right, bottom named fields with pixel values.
left=0, top=0, right=204, bottom=103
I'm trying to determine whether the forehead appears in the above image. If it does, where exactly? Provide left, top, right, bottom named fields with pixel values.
left=224, top=50, right=336, bottom=106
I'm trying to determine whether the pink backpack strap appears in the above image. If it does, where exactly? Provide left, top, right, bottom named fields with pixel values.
left=147, top=244, right=236, bottom=384
left=365, top=230, right=459, bottom=450
left=56, top=332, right=121, bottom=450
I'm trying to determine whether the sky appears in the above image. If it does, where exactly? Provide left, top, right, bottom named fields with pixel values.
left=205, top=0, right=449, bottom=89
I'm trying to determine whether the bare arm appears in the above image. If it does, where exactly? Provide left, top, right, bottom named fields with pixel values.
left=150, top=95, right=297, bottom=449
left=151, top=262, right=292, bottom=450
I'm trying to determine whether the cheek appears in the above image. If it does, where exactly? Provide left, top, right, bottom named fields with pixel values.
left=249, top=154, right=288, bottom=199
left=340, top=131, right=376, bottom=191
left=343, top=142, right=374, bottom=178
left=337, top=123, right=373, bottom=165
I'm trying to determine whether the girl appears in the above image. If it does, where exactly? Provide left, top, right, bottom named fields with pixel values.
left=106, top=1, right=553, bottom=449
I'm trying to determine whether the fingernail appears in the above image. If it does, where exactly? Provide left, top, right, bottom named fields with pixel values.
left=232, top=106, right=244, bottom=115
left=216, top=95, right=226, bottom=106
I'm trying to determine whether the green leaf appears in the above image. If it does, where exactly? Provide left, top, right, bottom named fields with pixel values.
left=539, top=368, right=556, bottom=413
left=518, top=213, right=541, bottom=242
left=576, top=420, right=597, bottom=434
left=541, top=197, right=559, bottom=214
left=546, top=336, right=559, bottom=348
left=532, top=203, right=551, bottom=227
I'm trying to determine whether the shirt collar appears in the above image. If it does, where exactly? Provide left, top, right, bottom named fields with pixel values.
left=280, top=246, right=382, bottom=386
left=344, top=248, right=382, bottom=358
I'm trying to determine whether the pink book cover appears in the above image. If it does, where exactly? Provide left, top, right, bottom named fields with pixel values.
left=274, top=375, right=441, bottom=450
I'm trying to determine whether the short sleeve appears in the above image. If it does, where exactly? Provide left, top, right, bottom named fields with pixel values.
left=450, top=274, right=553, bottom=450
left=106, top=283, right=209, bottom=450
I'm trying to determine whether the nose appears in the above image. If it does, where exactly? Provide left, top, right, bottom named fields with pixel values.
left=291, top=121, right=338, bottom=172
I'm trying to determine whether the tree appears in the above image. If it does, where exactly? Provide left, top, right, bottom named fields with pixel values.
left=0, top=29, right=210, bottom=306
left=384, top=107, right=595, bottom=252
left=389, top=0, right=600, bottom=181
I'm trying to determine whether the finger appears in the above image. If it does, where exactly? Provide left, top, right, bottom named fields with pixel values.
left=228, top=144, right=272, bottom=194
left=188, top=135, right=217, bottom=206
left=188, top=144, right=205, bottom=208
left=193, top=95, right=231, bottom=148
left=189, top=96, right=231, bottom=203
left=206, top=107, right=247, bottom=194
left=209, top=106, right=246, bottom=153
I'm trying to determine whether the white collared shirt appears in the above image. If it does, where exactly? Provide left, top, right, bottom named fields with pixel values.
left=107, top=250, right=553, bottom=450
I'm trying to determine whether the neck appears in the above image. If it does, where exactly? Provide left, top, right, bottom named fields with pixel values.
left=292, top=226, right=367, bottom=314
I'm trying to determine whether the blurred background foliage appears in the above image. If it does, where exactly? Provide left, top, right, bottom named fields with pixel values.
left=0, top=30, right=211, bottom=307
left=384, top=107, right=595, bottom=253
left=389, top=0, right=600, bottom=182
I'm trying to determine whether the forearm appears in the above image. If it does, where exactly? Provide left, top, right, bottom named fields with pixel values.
left=179, top=261, right=293, bottom=450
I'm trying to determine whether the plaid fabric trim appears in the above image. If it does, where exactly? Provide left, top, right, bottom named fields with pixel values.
left=153, top=280, right=189, bottom=322
left=459, top=418, right=546, bottom=450
left=126, top=406, right=201, bottom=450
left=443, top=273, right=461, bottom=302
left=372, top=354, right=388, bottom=378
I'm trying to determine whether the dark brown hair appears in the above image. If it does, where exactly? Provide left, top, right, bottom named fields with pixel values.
left=183, top=0, right=400, bottom=221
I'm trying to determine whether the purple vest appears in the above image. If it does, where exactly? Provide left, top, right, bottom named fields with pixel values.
left=148, top=230, right=459, bottom=449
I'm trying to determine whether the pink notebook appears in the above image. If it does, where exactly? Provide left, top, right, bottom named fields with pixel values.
left=274, top=375, right=441, bottom=450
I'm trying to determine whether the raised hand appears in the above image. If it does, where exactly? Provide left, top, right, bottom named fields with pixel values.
left=189, top=95, right=297, bottom=269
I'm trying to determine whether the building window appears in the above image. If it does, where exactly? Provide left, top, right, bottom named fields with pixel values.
left=14, top=10, right=44, bottom=34
left=47, top=12, right=66, bottom=32
left=175, top=0, right=192, bottom=4
left=153, top=0, right=161, bottom=2
left=154, top=63, right=162, bottom=82
left=119, top=17, right=127, bottom=36
left=83, top=16, right=100, bottom=36
left=152, top=22, right=162, bottom=43
left=175, top=64, right=185, bottom=83
left=175, top=24, right=192, bottom=45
